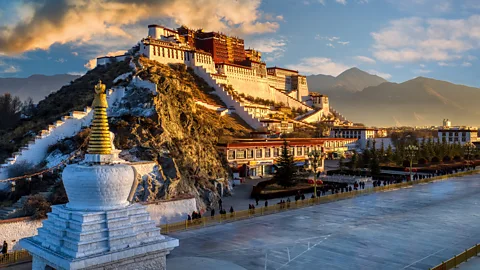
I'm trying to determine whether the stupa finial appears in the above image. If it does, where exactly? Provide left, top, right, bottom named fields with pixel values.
left=87, top=80, right=112, bottom=155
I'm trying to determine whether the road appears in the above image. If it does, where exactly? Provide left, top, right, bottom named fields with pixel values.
left=167, top=174, right=480, bottom=270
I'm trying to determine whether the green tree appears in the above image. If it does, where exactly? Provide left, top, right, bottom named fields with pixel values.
left=362, top=148, right=371, bottom=168
left=273, top=140, right=298, bottom=188
left=349, top=151, right=358, bottom=171
left=0, top=93, right=23, bottom=130
left=369, top=153, right=381, bottom=175
left=379, top=141, right=385, bottom=160
left=339, top=155, right=345, bottom=172
left=385, top=145, right=393, bottom=163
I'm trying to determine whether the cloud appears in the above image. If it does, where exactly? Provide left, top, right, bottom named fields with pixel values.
left=438, top=62, right=455, bottom=67
left=286, top=57, right=351, bottom=76
left=0, top=0, right=281, bottom=55
left=462, top=62, right=472, bottom=67
left=419, top=64, right=425, bottom=68
left=67, top=71, right=86, bottom=76
left=414, top=69, right=432, bottom=74
left=354, top=56, right=376, bottom=64
left=1, top=65, right=20, bottom=73
left=388, top=0, right=452, bottom=15
left=394, top=64, right=404, bottom=68
left=84, top=50, right=126, bottom=70
left=367, top=69, right=392, bottom=80
left=335, top=0, right=347, bottom=5
left=72, top=52, right=78, bottom=56
left=371, top=16, right=480, bottom=63
left=246, top=38, right=286, bottom=62
left=326, top=43, right=335, bottom=48
left=55, top=58, right=66, bottom=63
left=337, top=41, right=349, bottom=45
left=467, top=55, right=477, bottom=61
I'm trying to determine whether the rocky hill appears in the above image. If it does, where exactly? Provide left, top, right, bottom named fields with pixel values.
left=0, top=74, right=80, bottom=102
left=2, top=56, right=251, bottom=210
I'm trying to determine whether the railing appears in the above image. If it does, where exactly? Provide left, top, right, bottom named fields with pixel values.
left=161, top=169, right=480, bottom=234
left=430, top=244, right=480, bottom=270
left=0, top=250, right=32, bottom=266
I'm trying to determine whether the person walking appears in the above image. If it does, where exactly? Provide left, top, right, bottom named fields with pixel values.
left=229, top=206, right=234, bottom=214
left=265, top=200, right=268, bottom=207
left=219, top=198, right=223, bottom=210
left=1, top=241, right=7, bottom=255
left=211, top=209, right=215, bottom=217
left=255, top=197, right=259, bottom=206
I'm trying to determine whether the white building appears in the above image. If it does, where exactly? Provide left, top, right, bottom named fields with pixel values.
left=438, top=127, right=478, bottom=144
left=330, top=126, right=376, bottom=149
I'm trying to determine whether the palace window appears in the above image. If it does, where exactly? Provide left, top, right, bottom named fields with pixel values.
left=228, top=150, right=235, bottom=160
left=297, top=147, right=303, bottom=156
left=256, top=149, right=262, bottom=158
left=247, top=150, right=254, bottom=159
left=273, top=148, right=279, bottom=157
left=236, top=150, right=246, bottom=159
left=265, top=148, right=271, bottom=158
left=167, top=49, right=170, bottom=58
left=162, top=48, right=165, bottom=57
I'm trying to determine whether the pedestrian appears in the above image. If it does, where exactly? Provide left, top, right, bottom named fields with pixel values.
left=219, top=198, right=223, bottom=209
left=265, top=200, right=268, bottom=207
left=349, top=186, right=352, bottom=192
left=187, top=215, right=192, bottom=221
left=301, top=194, right=305, bottom=200
left=256, top=197, right=259, bottom=206
left=1, top=241, right=7, bottom=255
left=211, top=209, right=215, bottom=217
left=230, top=206, right=234, bottom=214
left=311, top=194, right=315, bottom=198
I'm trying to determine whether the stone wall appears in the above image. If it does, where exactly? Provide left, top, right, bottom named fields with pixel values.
left=143, top=197, right=197, bottom=226
left=0, top=197, right=196, bottom=250
left=0, top=217, right=43, bottom=251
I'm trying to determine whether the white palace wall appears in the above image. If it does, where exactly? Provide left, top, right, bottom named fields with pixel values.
left=0, top=197, right=197, bottom=251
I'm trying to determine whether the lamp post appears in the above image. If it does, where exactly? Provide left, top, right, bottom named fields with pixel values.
left=404, top=145, right=419, bottom=181
left=308, top=150, right=323, bottom=197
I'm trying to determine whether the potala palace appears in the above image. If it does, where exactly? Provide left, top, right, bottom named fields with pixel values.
left=98, top=24, right=349, bottom=130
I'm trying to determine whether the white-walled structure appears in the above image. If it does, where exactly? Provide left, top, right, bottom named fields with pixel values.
left=438, top=126, right=479, bottom=144
left=330, top=126, right=376, bottom=149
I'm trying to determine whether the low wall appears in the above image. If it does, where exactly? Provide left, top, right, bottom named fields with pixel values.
left=0, top=217, right=43, bottom=252
left=0, top=197, right=197, bottom=250
left=143, top=197, right=197, bottom=226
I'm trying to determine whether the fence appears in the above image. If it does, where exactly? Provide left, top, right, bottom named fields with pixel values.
left=430, top=243, right=480, bottom=270
left=161, top=169, right=480, bottom=234
left=0, top=250, right=32, bottom=266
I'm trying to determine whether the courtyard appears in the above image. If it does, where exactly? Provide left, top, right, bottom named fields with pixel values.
left=168, top=174, right=480, bottom=270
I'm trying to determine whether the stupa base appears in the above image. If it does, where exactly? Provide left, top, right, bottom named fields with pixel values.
left=20, top=203, right=178, bottom=270
left=24, top=237, right=176, bottom=270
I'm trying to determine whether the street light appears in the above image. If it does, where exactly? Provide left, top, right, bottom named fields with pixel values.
left=308, top=149, right=324, bottom=197
left=404, top=145, right=419, bottom=181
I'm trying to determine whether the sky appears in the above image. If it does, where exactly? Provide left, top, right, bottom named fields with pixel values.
left=0, top=0, right=480, bottom=87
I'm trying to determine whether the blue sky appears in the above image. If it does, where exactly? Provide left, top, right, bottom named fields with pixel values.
left=1, top=0, right=480, bottom=87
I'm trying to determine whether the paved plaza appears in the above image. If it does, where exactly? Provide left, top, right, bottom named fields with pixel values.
left=168, top=174, right=480, bottom=270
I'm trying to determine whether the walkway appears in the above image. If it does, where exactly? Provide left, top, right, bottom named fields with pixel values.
left=168, top=174, right=480, bottom=270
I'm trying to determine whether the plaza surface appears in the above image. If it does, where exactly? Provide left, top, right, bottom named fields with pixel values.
left=168, top=174, right=480, bottom=270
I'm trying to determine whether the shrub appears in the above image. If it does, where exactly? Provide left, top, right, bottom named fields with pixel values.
left=418, top=158, right=428, bottom=165
left=51, top=181, right=68, bottom=205
left=402, top=160, right=410, bottom=167
left=431, top=156, right=440, bottom=163
left=443, top=156, right=452, bottom=162
left=453, top=155, right=462, bottom=162
left=7, top=161, right=40, bottom=178
left=23, top=194, right=51, bottom=219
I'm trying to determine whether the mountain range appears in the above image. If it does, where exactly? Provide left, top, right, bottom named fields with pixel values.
left=307, top=68, right=480, bottom=127
left=0, top=74, right=80, bottom=102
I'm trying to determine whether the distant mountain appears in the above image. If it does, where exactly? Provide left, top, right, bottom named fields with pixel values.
left=307, top=67, right=388, bottom=98
left=324, top=76, right=480, bottom=127
left=0, top=74, right=80, bottom=102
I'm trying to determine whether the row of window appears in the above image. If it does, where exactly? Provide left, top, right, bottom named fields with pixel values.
left=441, top=132, right=471, bottom=136
left=227, top=146, right=323, bottom=160
left=151, top=45, right=212, bottom=65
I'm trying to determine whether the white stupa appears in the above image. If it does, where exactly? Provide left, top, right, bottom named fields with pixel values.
left=20, top=81, right=178, bottom=270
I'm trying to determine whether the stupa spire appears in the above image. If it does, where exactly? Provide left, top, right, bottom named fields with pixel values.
left=88, top=80, right=112, bottom=155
